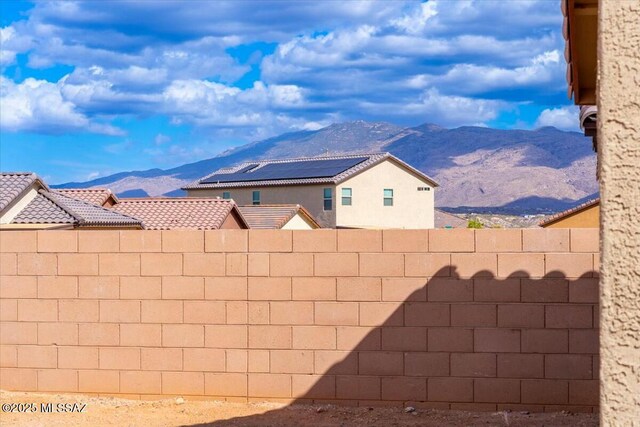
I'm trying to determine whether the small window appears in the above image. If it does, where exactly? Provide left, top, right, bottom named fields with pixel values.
left=222, top=191, right=231, bottom=199
left=341, top=188, right=352, bottom=206
left=383, top=189, right=393, bottom=206
left=323, top=188, right=332, bottom=211
left=252, top=191, right=260, bottom=205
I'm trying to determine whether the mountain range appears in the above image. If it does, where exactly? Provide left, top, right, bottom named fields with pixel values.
left=54, top=121, right=598, bottom=214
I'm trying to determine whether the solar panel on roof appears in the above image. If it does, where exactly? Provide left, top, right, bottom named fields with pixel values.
left=201, top=157, right=369, bottom=184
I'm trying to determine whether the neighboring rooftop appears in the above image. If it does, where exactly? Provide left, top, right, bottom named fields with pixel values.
left=238, top=205, right=320, bottom=229
left=110, top=197, right=248, bottom=230
left=54, top=188, right=118, bottom=207
left=0, top=172, right=41, bottom=212
left=184, top=152, right=438, bottom=190
left=539, top=198, right=600, bottom=227
left=434, top=209, right=467, bottom=229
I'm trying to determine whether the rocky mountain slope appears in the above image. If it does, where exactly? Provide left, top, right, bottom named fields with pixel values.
left=55, top=121, right=598, bottom=213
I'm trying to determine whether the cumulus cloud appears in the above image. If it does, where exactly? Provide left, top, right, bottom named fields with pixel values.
left=535, top=106, right=580, bottom=131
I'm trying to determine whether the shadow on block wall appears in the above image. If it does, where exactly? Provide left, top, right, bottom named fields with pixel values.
left=187, top=266, right=599, bottom=426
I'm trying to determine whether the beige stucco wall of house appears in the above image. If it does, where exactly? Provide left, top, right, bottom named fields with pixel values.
left=336, top=160, right=435, bottom=229
left=598, top=1, right=640, bottom=424
left=281, top=213, right=316, bottom=230
left=543, top=204, right=599, bottom=229
left=187, top=185, right=336, bottom=227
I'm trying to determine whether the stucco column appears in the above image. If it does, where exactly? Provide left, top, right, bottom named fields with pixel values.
left=597, top=0, right=640, bottom=423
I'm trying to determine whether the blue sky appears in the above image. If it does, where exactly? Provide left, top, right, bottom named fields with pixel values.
left=0, top=0, right=578, bottom=183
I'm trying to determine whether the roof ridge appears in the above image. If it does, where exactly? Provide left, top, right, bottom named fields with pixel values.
left=241, top=152, right=388, bottom=165
left=539, top=197, right=600, bottom=226
left=50, top=191, right=143, bottom=224
left=39, top=190, right=83, bottom=223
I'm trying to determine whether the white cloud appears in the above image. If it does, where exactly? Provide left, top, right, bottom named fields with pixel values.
left=535, top=106, right=580, bottom=131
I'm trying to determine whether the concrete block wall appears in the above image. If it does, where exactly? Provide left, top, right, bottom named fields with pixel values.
left=0, top=229, right=599, bottom=412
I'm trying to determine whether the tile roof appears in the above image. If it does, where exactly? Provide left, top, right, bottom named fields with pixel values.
left=539, top=198, right=600, bottom=227
left=238, top=205, right=320, bottom=229
left=110, top=197, right=247, bottom=230
left=0, top=172, right=41, bottom=212
left=183, top=152, right=438, bottom=190
left=11, top=193, right=76, bottom=224
left=43, top=191, right=143, bottom=228
left=54, top=188, right=118, bottom=206
left=434, top=209, right=467, bottom=228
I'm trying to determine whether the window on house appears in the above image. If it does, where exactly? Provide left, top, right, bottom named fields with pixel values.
left=341, top=188, right=352, bottom=206
left=383, top=189, right=394, bottom=206
left=222, top=191, right=231, bottom=199
left=323, top=188, right=332, bottom=211
left=252, top=191, right=260, bottom=205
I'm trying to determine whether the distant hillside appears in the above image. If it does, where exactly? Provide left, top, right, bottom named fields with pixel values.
left=54, top=121, right=598, bottom=214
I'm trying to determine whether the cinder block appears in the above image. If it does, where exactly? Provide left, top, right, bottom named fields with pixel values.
left=497, top=354, right=543, bottom=378
left=0, top=322, right=37, bottom=345
left=57, top=254, right=99, bottom=276
left=497, top=304, right=544, bottom=328
left=314, top=350, right=357, bottom=374
left=184, top=301, right=226, bottom=324
left=545, top=253, right=593, bottom=278
left=163, top=324, right=204, bottom=347
left=360, top=253, right=404, bottom=277
left=314, top=253, right=358, bottom=277
left=120, top=276, right=160, bottom=299
left=17, top=299, right=58, bottom=321
left=545, top=354, right=593, bottom=379
left=248, top=325, right=291, bottom=349
left=17, top=345, right=57, bottom=368
left=162, top=372, right=204, bottom=395
left=474, top=328, right=520, bottom=353
left=521, top=379, right=568, bottom=404
left=569, top=380, right=599, bottom=405
left=38, top=276, right=78, bottom=299
left=546, top=305, right=593, bottom=328
left=270, top=350, right=313, bottom=374
left=0, top=253, right=17, bottom=275
left=522, top=228, right=569, bottom=252
left=226, top=349, right=247, bottom=372
left=592, top=254, right=599, bottom=278
left=141, top=300, right=183, bottom=323
left=226, top=253, right=248, bottom=276
left=382, top=278, right=426, bottom=302
left=120, top=324, right=162, bottom=347
left=205, top=230, right=248, bottom=252
left=271, top=302, right=313, bottom=325
left=2, top=275, right=37, bottom=298
left=292, top=230, right=336, bottom=252
left=205, top=277, right=247, bottom=300
left=249, top=230, right=292, bottom=252
left=381, top=326, right=427, bottom=351
left=17, top=253, right=56, bottom=275
left=1, top=231, right=37, bottom=252
left=98, top=253, right=140, bottom=276
left=405, top=303, right=450, bottom=326
left=248, top=302, right=269, bottom=324
left=248, top=350, right=270, bottom=373
left=248, top=277, right=291, bottom=300
left=58, top=347, right=98, bottom=369
left=428, top=328, right=473, bottom=352
left=99, top=347, right=140, bottom=370
left=336, top=326, right=381, bottom=351
left=162, top=230, right=204, bottom=252
left=248, top=373, right=291, bottom=398
left=452, top=303, right=497, bottom=327
left=569, top=278, right=599, bottom=303
left=337, top=230, right=382, bottom=252
left=521, top=278, right=568, bottom=302
left=0, top=345, right=17, bottom=367
left=99, top=300, right=140, bottom=323
left=475, top=229, right=522, bottom=252
left=205, top=373, right=247, bottom=396
left=141, top=348, right=182, bottom=371
left=58, top=300, right=100, bottom=322
left=162, top=276, right=205, bottom=300
left=119, top=230, right=162, bottom=252
left=78, top=231, right=119, bottom=252
left=382, top=230, right=428, bottom=252
left=0, top=299, right=17, bottom=321
left=79, top=323, right=119, bottom=346
left=427, top=278, right=473, bottom=302
left=141, top=253, right=183, bottom=276
left=183, top=348, right=225, bottom=372
left=359, top=351, right=403, bottom=376
left=451, top=253, right=497, bottom=278
left=120, top=371, right=161, bottom=394
left=38, top=322, right=78, bottom=345
left=183, top=253, right=224, bottom=276
left=382, top=377, right=427, bottom=401
left=337, top=277, right=381, bottom=301
left=521, top=329, right=568, bottom=353
left=247, top=253, right=269, bottom=276
left=79, top=276, right=119, bottom=299
left=205, top=325, right=248, bottom=348
left=404, top=352, right=449, bottom=377
left=428, top=378, right=473, bottom=402
left=570, top=229, right=599, bottom=253
left=292, top=277, right=336, bottom=300
left=336, top=375, right=380, bottom=400
left=473, top=278, right=520, bottom=302
left=429, top=229, right=475, bottom=252
left=270, top=253, right=313, bottom=277
left=37, top=369, right=78, bottom=392
left=404, top=253, right=451, bottom=277
left=226, top=301, right=247, bottom=324
left=451, top=353, right=496, bottom=377
left=497, top=253, right=544, bottom=278
left=316, top=302, right=359, bottom=326
left=569, top=329, right=599, bottom=354
left=292, top=374, right=335, bottom=399
left=474, top=378, right=520, bottom=403
left=0, top=368, right=37, bottom=390
left=37, top=231, right=77, bottom=253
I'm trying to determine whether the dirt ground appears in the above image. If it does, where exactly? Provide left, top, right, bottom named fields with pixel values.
left=0, top=391, right=598, bottom=427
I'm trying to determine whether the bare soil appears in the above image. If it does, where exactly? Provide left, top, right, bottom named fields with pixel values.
left=0, top=391, right=598, bottom=427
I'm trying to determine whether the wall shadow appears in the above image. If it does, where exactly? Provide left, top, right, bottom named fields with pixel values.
left=184, top=266, right=599, bottom=426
